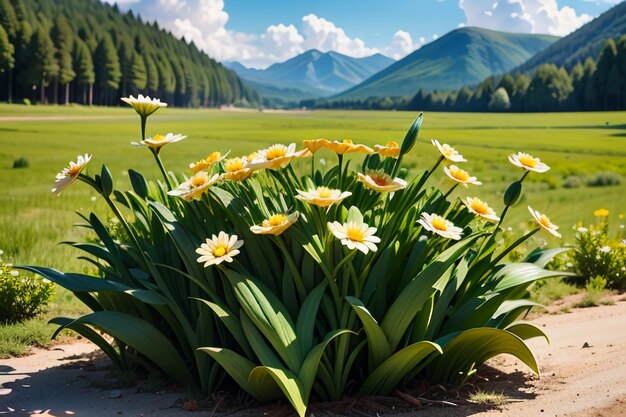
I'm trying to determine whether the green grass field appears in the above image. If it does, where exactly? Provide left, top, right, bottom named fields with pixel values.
left=1, top=104, right=625, bottom=270
left=0, top=104, right=624, bottom=354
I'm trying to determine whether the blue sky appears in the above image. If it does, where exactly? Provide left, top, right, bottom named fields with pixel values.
left=105, top=0, right=620, bottom=67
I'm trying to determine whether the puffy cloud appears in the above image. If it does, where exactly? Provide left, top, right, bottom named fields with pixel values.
left=384, top=31, right=415, bottom=60
left=300, top=14, right=378, bottom=58
left=459, top=0, right=592, bottom=36
left=259, top=24, right=305, bottom=64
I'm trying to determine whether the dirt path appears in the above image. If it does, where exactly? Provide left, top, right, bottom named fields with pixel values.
left=1, top=301, right=625, bottom=416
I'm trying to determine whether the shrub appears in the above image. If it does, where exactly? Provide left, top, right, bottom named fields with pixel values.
left=0, top=251, right=54, bottom=324
left=562, top=175, right=582, bottom=189
left=571, top=213, right=626, bottom=290
left=12, top=157, right=29, bottom=169
left=22, top=97, right=571, bottom=416
left=586, top=171, right=621, bottom=187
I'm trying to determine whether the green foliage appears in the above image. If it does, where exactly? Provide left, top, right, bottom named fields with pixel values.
left=571, top=217, right=626, bottom=290
left=12, top=157, right=29, bottom=168
left=0, top=0, right=256, bottom=106
left=0, top=24, right=15, bottom=73
left=24, top=107, right=572, bottom=416
left=586, top=171, right=621, bottom=187
left=0, top=251, right=53, bottom=324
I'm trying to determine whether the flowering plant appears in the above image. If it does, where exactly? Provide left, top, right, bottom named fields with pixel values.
left=22, top=96, right=571, bottom=416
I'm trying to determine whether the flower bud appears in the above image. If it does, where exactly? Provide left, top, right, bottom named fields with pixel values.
left=503, top=180, right=522, bottom=206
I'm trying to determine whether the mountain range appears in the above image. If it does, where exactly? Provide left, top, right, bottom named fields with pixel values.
left=225, top=50, right=394, bottom=102
left=515, top=0, right=626, bottom=73
left=336, top=27, right=558, bottom=100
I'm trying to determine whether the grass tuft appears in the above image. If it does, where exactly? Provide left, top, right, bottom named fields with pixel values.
left=468, top=389, right=509, bottom=406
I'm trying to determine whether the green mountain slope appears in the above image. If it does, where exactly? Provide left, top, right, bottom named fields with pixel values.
left=226, top=50, right=395, bottom=101
left=516, top=0, right=626, bottom=73
left=336, top=27, right=558, bottom=99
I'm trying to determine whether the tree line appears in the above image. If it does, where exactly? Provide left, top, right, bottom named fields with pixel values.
left=0, top=0, right=259, bottom=107
left=301, top=36, right=626, bottom=112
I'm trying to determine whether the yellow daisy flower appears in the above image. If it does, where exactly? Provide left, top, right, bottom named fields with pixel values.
left=418, top=213, right=463, bottom=240
left=168, top=172, right=221, bottom=201
left=373, top=141, right=400, bottom=158
left=223, top=157, right=252, bottom=181
left=303, top=138, right=331, bottom=153
left=295, top=187, right=352, bottom=207
left=431, top=139, right=466, bottom=163
left=196, top=232, right=243, bottom=267
left=357, top=170, right=408, bottom=192
left=509, top=152, right=550, bottom=173
left=52, top=154, right=92, bottom=196
left=248, top=143, right=302, bottom=170
left=464, top=197, right=500, bottom=223
left=444, top=165, right=481, bottom=186
left=327, top=220, right=380, bottom=254
left=593, top=208, right=609, bottom=217
left=189, top=152, right=221, bottom=173
left=528, top=206, right=561, bottom=238
left=121, top=94, right=167, bottom=118
left=250, top=212, right=299, bottom=235
left=322, top=139, right=374, bottom=155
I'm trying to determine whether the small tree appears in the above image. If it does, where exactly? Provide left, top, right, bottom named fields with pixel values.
left=0, top=24, right=15, bottom=102
left=488, top=87, right=511, bottom=111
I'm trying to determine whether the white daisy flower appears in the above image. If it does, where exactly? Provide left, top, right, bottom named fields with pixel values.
left=418, top=212, right=463, bottom=240
left=121, top=94, right=167, bottom=118
left=528, top=206, right=561, bottom=238
left=52, top=153, right=92, bottom=196
left=327, top=221, right=380, bottom=254
left=250, top=212, right=299, bottom=236
left=168, top=172, right=222, bottom=201
left=295, top=187, right=352, bottom=207
left=444, top=165, right=481, bottom=187
left=431, top=139, right=467, bottom=163
left=509, top=152, right=550, bottom=173
left=464, top=197, right=500, bottom=223
left=196, top=232, right=243, bottom=267
left=131, top=133, right=186, bottom=150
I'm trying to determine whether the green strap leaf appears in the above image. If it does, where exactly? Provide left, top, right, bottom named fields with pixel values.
left=346, top=296, right=391, bottom=369
left=359, top=341, right=442, bottom=396
left=505, top=322, right=550, bottom=343
left=249, top=366, right=307, bottom=417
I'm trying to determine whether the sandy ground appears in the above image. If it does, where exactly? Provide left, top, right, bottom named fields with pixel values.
left=1, top=301, right=625, bottom=417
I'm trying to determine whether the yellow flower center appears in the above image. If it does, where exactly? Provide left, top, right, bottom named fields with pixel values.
left=68, top=165, right=82, bottom=177
left=265, top=214, right=287, bottom=227
left=191, top=176, right=207, bottom=187
left=539, top=215, right=552, bottom=229
left=316, top=187, right=333, bottom=198
left=450, top=167, right=470, bottom=181
left=206, top=152, right=221, bottom=164
left=442, top=144, right=456, bottom=157
left=431, top=216, right=448, bottom=231
left=212, top=245, right=227, bottom=257
left=225, top=158, right=246, bottom=172
left=266, top=146, right=288, bottom=160
left=519, top=155, right=537, bottom=168
left=470, top=199, right=490, bottom=215
left=346, top=226, right=365, bottom=242
left=152, top=134, right=166, bottom=142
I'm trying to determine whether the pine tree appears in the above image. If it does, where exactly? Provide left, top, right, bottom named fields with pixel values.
left=27, top=28, right=59, bottom=104
left=145, top=53, right=159, bottom=95
left=583, top=58, right=597, bottom=110
left=130, top=52, right=147, bottom=92
left=0, top=0, right=18, bottom=102
left=0, top=24, right=15, bottom=102
left=51, top=16, right=75, bottom=104
left=616, top=36, right=626, bottom=109
left=94, top=32, right=121, bottom=105
left=74, top=39, right=94, bottom=105
left=593, top=39, right=617, bottom=110
left=117, top=38, right=134, bottom=97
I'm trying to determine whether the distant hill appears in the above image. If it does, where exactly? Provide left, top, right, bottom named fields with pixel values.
left=335, top=27, right=558, bottom=100
left=515, top=0, right=626, bottom=73
left=226, top=50, right=395, bottom=102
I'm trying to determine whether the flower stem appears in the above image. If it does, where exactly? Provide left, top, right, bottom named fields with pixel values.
left=151, top=149, right=174, bottom=191
left=443, top=183, right=459, bottom=200
left=140, top=115, right=147, bottom=141
left=337, top=154, right=344, bottom=189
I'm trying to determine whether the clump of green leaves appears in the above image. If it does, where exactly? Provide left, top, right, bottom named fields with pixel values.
left=571, top=215, right=626, bottom=290
left=0, top=251, right=54, bottom=324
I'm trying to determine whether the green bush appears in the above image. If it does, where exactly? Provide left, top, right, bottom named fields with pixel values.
left=12, top=157, right=30, bottom=169
left=23, top=99, right=571, bottom=416
left=562, top=175, right=583, bottom=189
left=586, top=171, right=621, bottom=187
left=571, top=214, right=626, bottom=290
left=1, top=251, right=54, bottom=324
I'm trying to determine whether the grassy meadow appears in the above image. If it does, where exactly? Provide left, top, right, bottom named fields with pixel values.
left=0, top=104, right=624, bottom=354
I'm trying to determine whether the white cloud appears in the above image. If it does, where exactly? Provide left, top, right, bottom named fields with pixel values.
left=459, top=0, right=592, bottom=36
left=300, top=14, right=378, bottom=58
left=102, top=0, right=141, bottom=4
left=108, top=1, right=422, bottom=68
